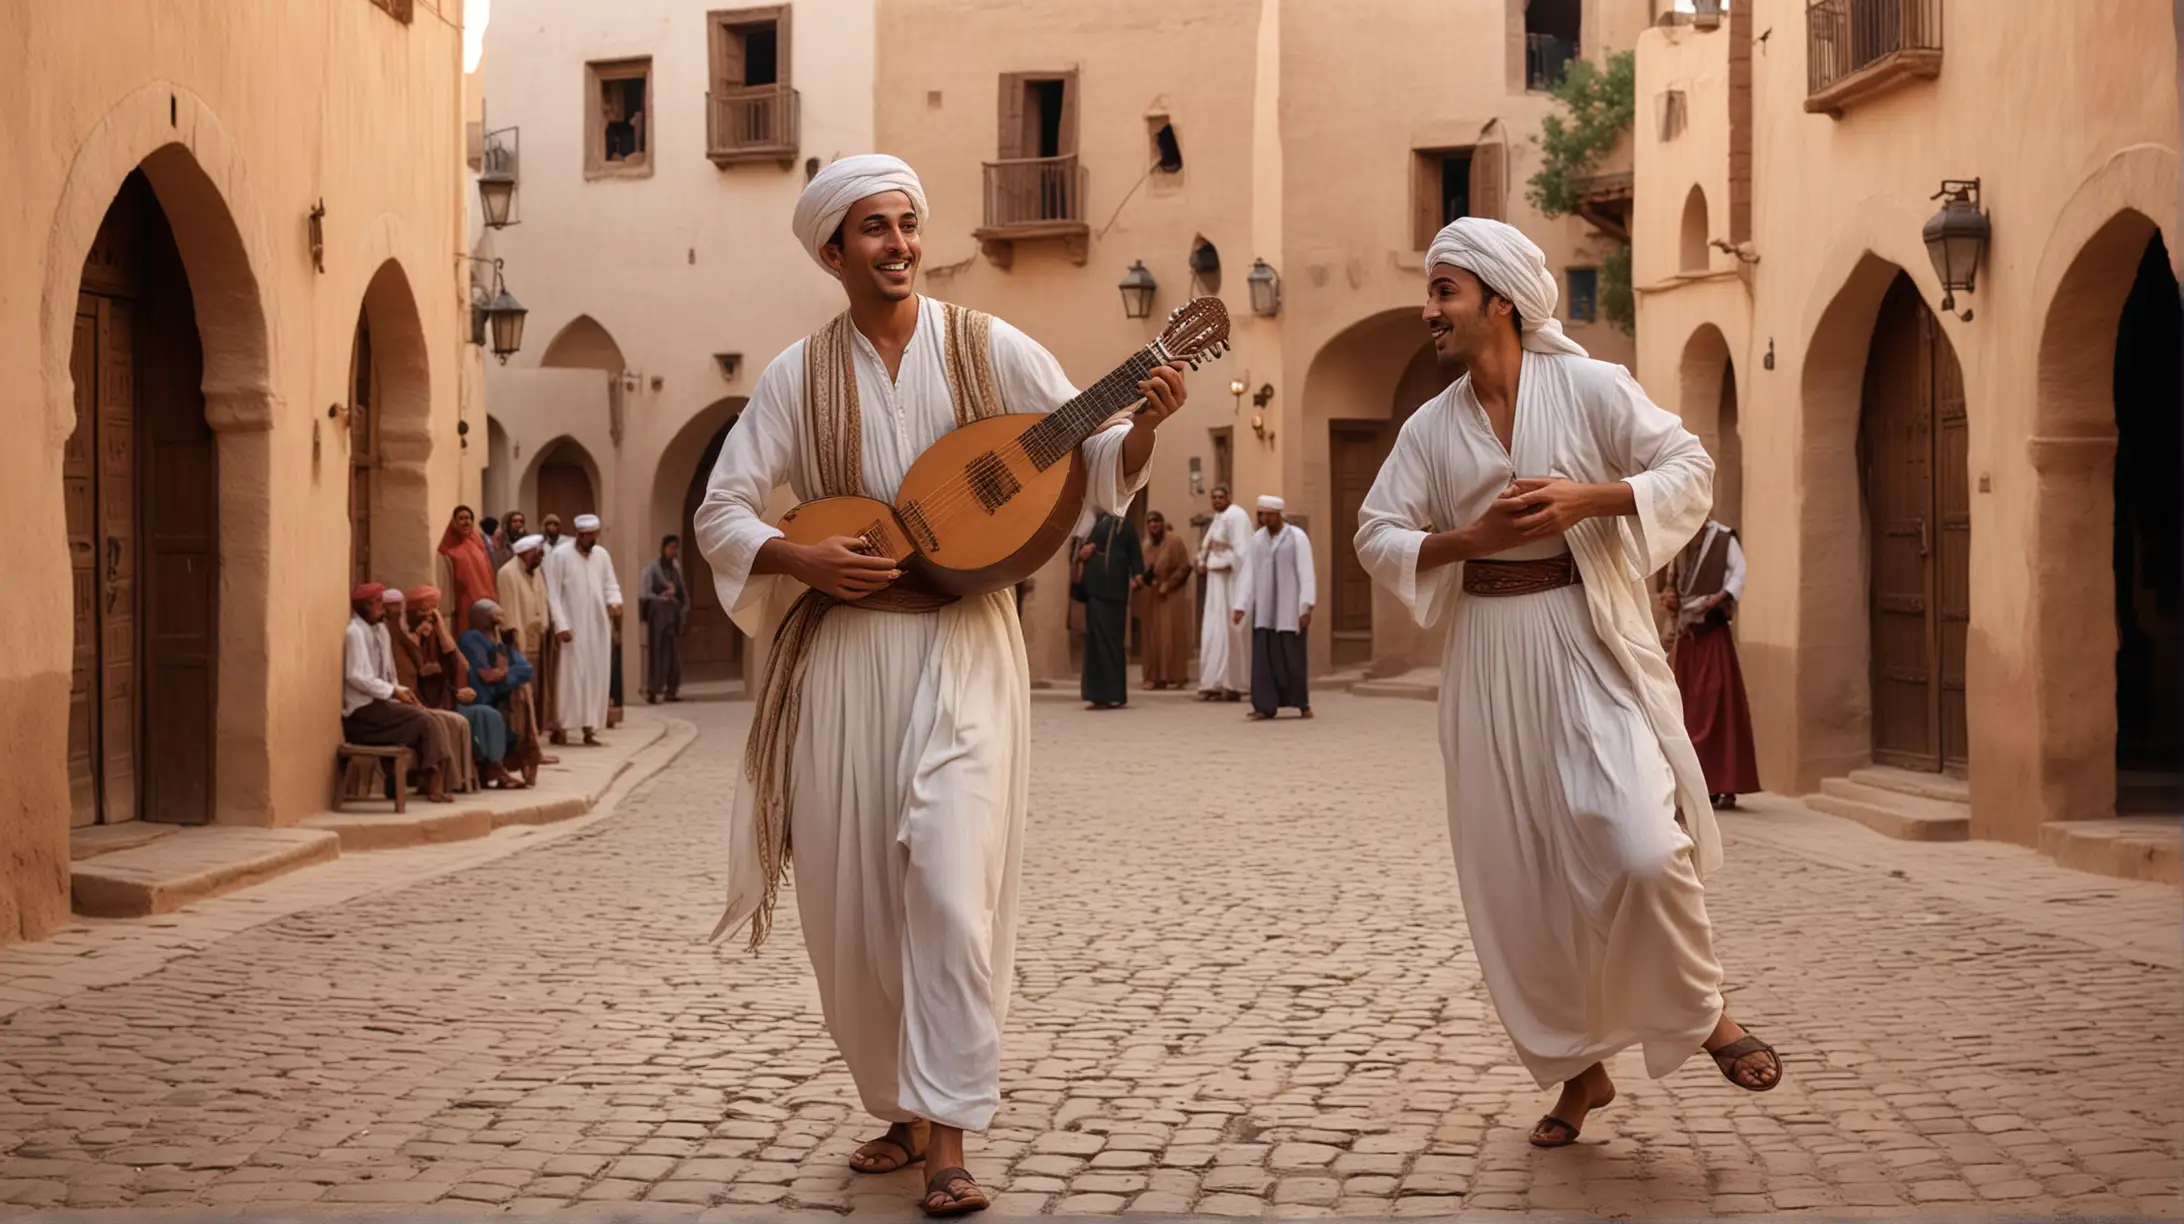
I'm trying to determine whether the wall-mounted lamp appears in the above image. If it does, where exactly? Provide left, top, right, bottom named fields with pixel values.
left=713, top=352, right=743, bottom=381
left=1924, top=178, right=1988, bottom=321
left=457, top=418, right=471, bottom=450
left=308, top=199, right=326, bottom=274
left=460, top=254, right=529, bottom=363
left=1247, top=258, right=1281, bottom=317
left=1228, top=374, right=1249, bottom=412
left=1251, top=383, right=1275, bottom=410
left=479, top=127, right=521, bottom=228
left=1119, top=260, right=1158, bottom=319
left=1251, top=412, right=1274, bottom=444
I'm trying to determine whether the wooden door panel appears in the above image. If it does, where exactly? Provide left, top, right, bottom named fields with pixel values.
left=1932, top=320, right=1972, bottom=771
left=1329, top=424, right=1383, bottom=637
left=1863, top=277, right=1935, bottom=765
left=68, top=303, right=100, bottom=827
left=97, top=297, right=138, bottom=823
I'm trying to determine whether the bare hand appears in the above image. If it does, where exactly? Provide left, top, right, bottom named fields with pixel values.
left=608, top=603, right=623, bottom=621
left=793, top=535, right=901, bottom=601
left=1077, top=543, right=1097, bottom=562
left=456, top=687, right=478, bottom=704
left=1133, top=361, right=1189, bottom=427
left=394, top=686, right=421, bottom=708
left=1654, top=588, right=1680, bottom=616
left=558, top=629, right=574, bottom=644
left=1451, top=494, right=1536, bottom=559
left=1299, top=609, right=1313, bottom=631
left=1231, top=610, right=1245, bottom=626
left=1499, top=478, right=1602, bottom=539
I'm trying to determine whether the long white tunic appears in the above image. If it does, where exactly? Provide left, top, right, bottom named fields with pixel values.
left=543, top=542, right=621, bottom=731
left=1234, top=524, right=1315, bottom=633
left=1197, top=503, right=1253, bottom=691
left=694, top=296, right=1145, bottom=1131
left=1354, top=351, right=1725, bottom=1089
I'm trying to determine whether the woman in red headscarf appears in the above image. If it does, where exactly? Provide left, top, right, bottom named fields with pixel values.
left=437, top=504, right=500, bottom=625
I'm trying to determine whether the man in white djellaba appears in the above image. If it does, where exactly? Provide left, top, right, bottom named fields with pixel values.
left=1353, top=217, right=1784, bottom=1149
left=543, top=513, right=620, bottom=746
left=694, top=155, right=1187, bottom=1216
left=1195, top=484, right=1253, bottom=700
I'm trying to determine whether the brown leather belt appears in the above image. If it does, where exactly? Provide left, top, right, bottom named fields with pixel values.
left=1463, top=553, right=1583, bottom=597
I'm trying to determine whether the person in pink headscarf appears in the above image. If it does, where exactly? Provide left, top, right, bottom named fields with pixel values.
left=437, top=504, right=500, bottom=624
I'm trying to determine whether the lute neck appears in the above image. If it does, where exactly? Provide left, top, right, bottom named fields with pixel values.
left=1020, top=347, right=1164, bottom=471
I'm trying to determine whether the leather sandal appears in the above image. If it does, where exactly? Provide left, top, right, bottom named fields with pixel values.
left=849, top=1124, right=926, bottom=1175
left=1708, top=1032, right=1783, bottom=1092
left=921, top=1166, right=989, bottom=1217
left=1529, top=1115, right=1582, bottom=1149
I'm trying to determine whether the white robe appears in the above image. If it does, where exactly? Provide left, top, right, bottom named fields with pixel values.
left=1234, top=524, right=1315, bottom=632
left=1197, top=503, right=1253, bottom=692
left=694, top=295, right=1145, bottom=1131
left=1353, top=351, right=1725, bottom=1089
left=543, top=542, right=621, bottom=731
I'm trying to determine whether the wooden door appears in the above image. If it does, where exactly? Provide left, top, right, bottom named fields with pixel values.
left=350, top=315, right=378, bottom=590
left=538, top=454, right=596, bottom=529
left=1861, top=274, right=1969, bottom=773
left=1329, top=422, right=1387, bottom=667
left=679, top=422, right=743, bottom=681
left=65, top=171, right=217, bottom=827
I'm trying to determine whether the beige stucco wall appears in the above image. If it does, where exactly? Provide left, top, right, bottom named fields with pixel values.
left=0, top=0, right=470, bottom=943
left=1633, top=2, right=2180, bottom=845
left=479, top=0, right=876, bottom=689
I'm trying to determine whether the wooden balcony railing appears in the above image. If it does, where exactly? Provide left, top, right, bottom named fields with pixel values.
left=707, top=85, right=799, bottom=166
left=1805, top=0, right=1942, bottom=115
left=973, top=155, right=1090, bottom=266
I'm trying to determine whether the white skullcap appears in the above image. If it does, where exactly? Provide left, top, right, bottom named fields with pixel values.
left=1424, top=217, right=1589, bottom=358
left=791, top=154, right=928, bottom=277
left=573, top=514, right=602, bottom=532
left=471, top=598, right=501, bottom=616
left=382, top=589, right=405, bottom=603
left=1256, top=495, right=1285, bottom=512
left=513, top=534, right=545, bottom=554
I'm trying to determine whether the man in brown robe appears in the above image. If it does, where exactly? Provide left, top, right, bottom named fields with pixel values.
left=1659, top=519, right=1762, bottom=808
left=1136, top=511, right=1196, bottom=689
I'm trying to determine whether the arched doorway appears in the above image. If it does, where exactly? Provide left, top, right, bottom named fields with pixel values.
left=65, top=170, right=217, bottom=827
left=534, top=436, right=602, bottom=528
left=1677, top=325, right=1741, bottom=527
left=347, top=261, right=433, bottom=589
left=2112, top=234, right=2180, bottom=800
left=1861, top=272, right=1970, bottom=774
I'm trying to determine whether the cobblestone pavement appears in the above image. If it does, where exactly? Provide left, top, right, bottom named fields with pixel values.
left=1, top=689, right=2179, bottom=1220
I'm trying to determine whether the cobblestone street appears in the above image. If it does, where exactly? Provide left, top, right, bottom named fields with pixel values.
left=1, top=689, right=2179, bottom=1220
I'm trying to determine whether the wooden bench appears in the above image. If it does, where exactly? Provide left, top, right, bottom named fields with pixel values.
left=334, top=744, right=412, bottom=813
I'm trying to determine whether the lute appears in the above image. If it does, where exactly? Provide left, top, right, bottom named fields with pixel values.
left=777, top=298, right=1231, bottom=598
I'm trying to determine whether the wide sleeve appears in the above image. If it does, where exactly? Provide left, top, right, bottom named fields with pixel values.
left=693, top=353, right=801, bottom=617
left=1354, top=419, right=1458, bottom=629
left=1722, top=532, right=1748, bottom=603
left=599, top=549, right=623, bottom=608
left=1294, top=531, right=1318, bottom=614
left=457, top=629, right=494, bottom=679
left=1594, top=364, right=1714, bottom=580
left=542, top=552, right=572, bottom=635
left=1231, top=535, right=1259, bottom=618
left=345, top=622, right=395, bottom=702
left=988, top=316, right=1148, bottom=522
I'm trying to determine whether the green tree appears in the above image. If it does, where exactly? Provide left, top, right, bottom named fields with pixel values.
left=1528, top=50, right=1637, bottom=336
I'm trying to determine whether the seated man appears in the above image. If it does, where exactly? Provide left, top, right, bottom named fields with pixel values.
left=342, top=583, right=451, bottom=804
left=459, top=599, right=542, bottom=787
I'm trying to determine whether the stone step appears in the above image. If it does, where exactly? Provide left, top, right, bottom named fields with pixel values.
left=1846, top=765, right=1971, bottom=805
left=69, top=821, right=181, bottom=861
left=2040, top=818, right=2181, bottom=886
left=1805, top=777, right=1971, bottom=842
left=71, top=827, right=342, bottom=918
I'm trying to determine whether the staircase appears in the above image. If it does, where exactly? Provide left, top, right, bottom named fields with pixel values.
left=1805, top=766, right=1971, bottom=841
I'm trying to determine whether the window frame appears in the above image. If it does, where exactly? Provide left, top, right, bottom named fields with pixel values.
left=1566, top=267, right=1601, bottom=324
left=585, top=57, right=656, bottom=180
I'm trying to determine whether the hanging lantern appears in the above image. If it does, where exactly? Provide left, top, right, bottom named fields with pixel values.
left=1118, top=260, right=1158, bottom=319
left=483, top=283, right=528, bottom=363
left=1247, top=258, right=1281, bottom=317
left=1922, top=178, right=1989, bottom=316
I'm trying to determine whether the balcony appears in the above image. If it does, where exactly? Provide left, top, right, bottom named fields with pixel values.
left=707, top=85, right=799, bottom=167
left=1526, top=33, right=1578, bottom=91
left=972, top=154, right=1089, bottom=268
left=1575, top=170, right=1634, bottom=241
left=1805, top=0, right=1942, bottom=116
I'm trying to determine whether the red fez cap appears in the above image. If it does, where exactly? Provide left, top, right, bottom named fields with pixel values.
left=350, top=582, right=386, bottom=603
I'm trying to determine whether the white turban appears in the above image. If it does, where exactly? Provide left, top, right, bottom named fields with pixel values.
left=1257, top=495, right=1285, bottom=512
left=572, top=514, right=602, bottom=532
left=791, top=154, right=928, bottom=277
left=513, top=534, right=545, bottom=554
left=1424, top=217, right=1589, bottom=358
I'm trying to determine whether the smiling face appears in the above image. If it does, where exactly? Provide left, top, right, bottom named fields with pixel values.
left=453, top=506, right=475, bottom=537
left=823, top=190, right=921, bottom=303
left=1423, top=264, right=1517, bottom=367
left=1210, top=486, right=1231, bottom=513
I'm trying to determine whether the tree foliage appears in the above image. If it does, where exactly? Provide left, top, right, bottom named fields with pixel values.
left=1526, top=50, right=1637, bottom=218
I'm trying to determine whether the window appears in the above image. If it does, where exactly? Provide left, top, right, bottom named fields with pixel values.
left=1524, top=0, right=1581, bottom=90
left=709, top=7, right=798, bottom=162
left=998, top=72, right=1078, bottom=162
left=585, top=58, right=653, bottom=178
left=1658, top=89, right=1688, bottom=141
left=1410, top=144, right=1503, bottom=248
left=980, top=71, right=1085, bottom=238
left=1567, top=268, right=1599, bottom=323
